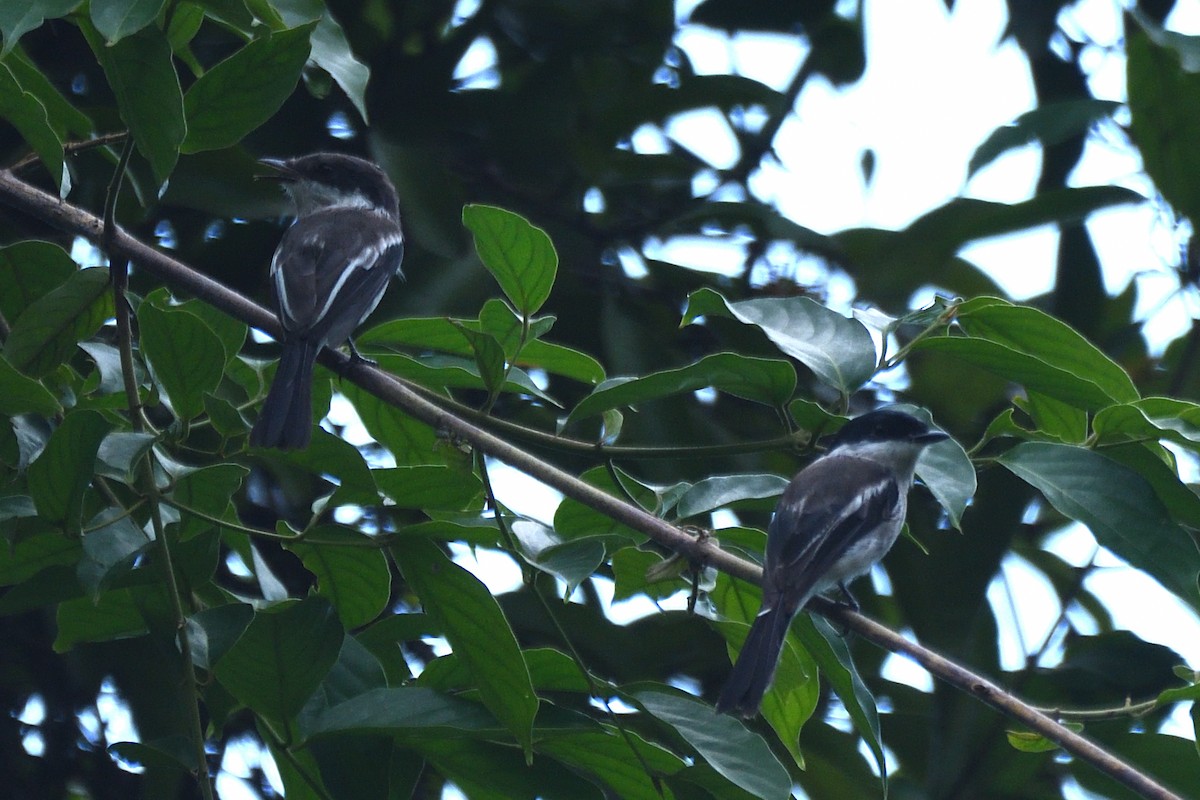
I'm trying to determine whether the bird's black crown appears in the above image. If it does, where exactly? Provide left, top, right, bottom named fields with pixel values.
left=828, top=409, right=946, bottom=449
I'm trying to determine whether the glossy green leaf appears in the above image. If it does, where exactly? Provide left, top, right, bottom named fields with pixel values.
left=683, top=288, right=875, bottom=396
left=182, top=24, right=315, bottom=153
left=168, top=463, right=248, bottom=540
left=3, top=47, right=92, bottom=136
left=83, top=23, right=183, bottom=184
left=392, top=537, right=537, bottom=756
left=955, top=298, right=1138, bottom=404
left=274, top=0, right=369, bottom=122
left=1127, top=18, right=1200, bottom=225
left=373, top=465, right=482, bottom=510
left=340, top=382, right=450, bottom=467
left=914, top=338, right=1117, bottom=411
left=214, top=597, right=344, bottom=725
left=0, top=61, right=66, bottom=193
left=538, top=730, right=685, bottom=800
left=0, top=0, right=83, bottom=57
left=91, top=0, right=163, bottom=43
left=566, top=352, right=796, bottom=426
left=361, top=311, right=605, bottom=384
left=510, top=519, right=606, bottom=594
left=185, top=603, right=254, bottom=671
left=4, top=266, right=112, bottom=378
left=611, top=547, right=687, bottom=602
left=674, top=474, right=790, bottom=520
left=796, top=615, right=887, bottom=790
left=138, top=299, right=227, bottom=422
left=27, top=410, right=111, bottom=529
left=913, top=436, right=976, bottom=531
left=0, top=240, right=75, bottom=321
left=373, top=353, right=558, bottom=405
left=0, top=354, right=60, bottom=415
left=553, top=465, right=655, bottom=543
left=0, top=530, right=80, bottom=586
left=77, top=514, right=151, bottom=598
left=635, top=688, right=792, bottom=800
left=998, top=442, right=1200, bottom=607
left=54, top=588, right=149, bottom=651
left=463, top=205, right=558, bottom=315
left=267, top=428, right=379, bottom=507
left=307, top=686, right=505, bottom=738
left=969, top=99, right=1120, bottom=178
left=454, top=323, right=507, bottom=398
left=287, top=527, right=391, bottom=629
left=710, top=573, right=818, bottom=769
left=1093, top=398, right=1200, bottom=451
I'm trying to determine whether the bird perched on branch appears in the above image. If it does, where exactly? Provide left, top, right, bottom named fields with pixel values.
left=716, top=408, right=948, bottom=716
left=249, top=152, right=404, bottom=450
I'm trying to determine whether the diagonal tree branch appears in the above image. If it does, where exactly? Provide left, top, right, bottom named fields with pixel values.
left=0, top=167, right=1184, bottom=800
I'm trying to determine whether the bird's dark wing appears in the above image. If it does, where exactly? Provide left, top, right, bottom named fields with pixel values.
left=762, top=455, right=901, bottom=613
left=271, top=208, right=404, bottom=346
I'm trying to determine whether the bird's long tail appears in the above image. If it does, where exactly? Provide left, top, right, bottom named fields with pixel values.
left=715, top=604, right=793, bottom=717
left=249, top=339, right=317, bottom=450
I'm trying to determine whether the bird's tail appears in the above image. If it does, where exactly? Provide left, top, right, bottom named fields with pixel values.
left=715, top=605, right=793, bottom=717
left=249, top=340, right=317, bottom=450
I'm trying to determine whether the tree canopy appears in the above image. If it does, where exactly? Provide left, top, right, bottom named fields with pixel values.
left=2, top=1, right=1200, bottom=799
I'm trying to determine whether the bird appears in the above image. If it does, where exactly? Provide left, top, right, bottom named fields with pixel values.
left=715, top=408, right=948, bottom=717
left=248, top=152, right=404, bottom=450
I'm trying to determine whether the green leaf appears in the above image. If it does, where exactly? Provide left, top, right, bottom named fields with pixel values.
left=914, top=338, right=1118, bottom=411
left=910, top=431, right=976, bottom=531
left=27, top=410, right=111, bottom=529
left=796, top=615, right=887, bottom=790
left=683, top=288, right=876, bottom=396
left=287, top=527, right=391, bottom=629
left=998, top=442, right=1200, bottom=607
left=0, top=240, right=75, bottom=321
left=341, top=382, right=450, bottom=467
left=182, top=24, right=315, bottom=153
left=360, top=312, right=605, bottom=384
left=138, top=296, right=227, bottom=421
left=538, top=730, right=685, bottom=800
left=373, top=465, right=482, bottom=510
left=168, top=463, right=248, bottom=540
left=54, top=587, right=148, bottom=651
left=0, top=61, right=67, bottom=194
left=454, top=323, right=507, bottom=399
left=0, top=354, right=60, bottom=415
left=372, top=353, right=558, bottom=406
left=4, top=266, right=112, bottom=378
left=0, top=530, right=80, bottom=586
left=553, top=465, right=655, bottom=544
left=709, top=574, right=818, bottom=769
left=267, top=428, right=379, bottom=507
left=83, top=23, right=183, bottom=185
left=77, top=514, right=152, bottom=598
left=509, top=519, right=606, bottom=594
left=185, top=603, right=254, bottom=670
left=566, top=352, right=796, bottom=426
left=90, top=0, right=163, bottom=44
left=463, top=205, right=558, bottom=315
left=214, top=597, right=344, bottom=725
left=969, top=99, right=1120, bottom=178
left=0, top=0, right=83, bottom=57
left=306, top=686, right=509, bottom=738
left=673, top=474, right=791, bottom=520
left=955, top=298, right=1138, bottom=404
left=634, top=689, right=792, bottom=800
left=1094, top=398, right=1200, bottom=451
left=392, top=538, right=538, bottom=757
left=1127, top=17, right=1200, bottom=225
left=273, top=0, right=370, bottom=122
left=2, top=47, right=93, bottom=137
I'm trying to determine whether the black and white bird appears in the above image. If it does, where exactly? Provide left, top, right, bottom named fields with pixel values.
left=716, top=409, right=948, bottom=717
left=249, top=152, right=404, bottom=450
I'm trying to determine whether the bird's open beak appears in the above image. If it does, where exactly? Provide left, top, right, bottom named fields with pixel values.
left=256, top=158, right=296, bottom=182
